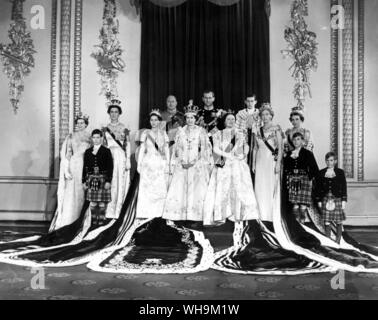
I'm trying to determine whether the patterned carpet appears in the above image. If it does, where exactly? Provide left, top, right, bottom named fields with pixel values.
left=0, top=222, right=378, bottom=300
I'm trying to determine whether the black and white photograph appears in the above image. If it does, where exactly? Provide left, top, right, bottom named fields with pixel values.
left=0, top=0, right=377, bottom=304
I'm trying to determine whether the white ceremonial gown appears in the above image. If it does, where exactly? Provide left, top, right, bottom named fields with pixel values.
left=49, top=131, right=91, bottom=231
left=203, top=129, right=259, bottom=225
left=162, top=125, right=213, bottom=221
left=254, top=125, right=282, bottom=222
left=136, top=129, right=170, bottom=218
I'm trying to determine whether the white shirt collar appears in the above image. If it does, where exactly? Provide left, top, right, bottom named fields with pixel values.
left=325, top=168, right=336, bottom=178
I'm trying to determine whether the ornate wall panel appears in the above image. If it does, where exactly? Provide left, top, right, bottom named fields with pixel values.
left=341, top=0, right=354, bottom=178
left=59, top=0, right=72, bottom=149
left=330, top=0, right=339, bottom=155
left=357, top=0, right=364, bottom=181
left=49, top=0, right=58, bottom=178
left=73, top=0, right=83, bottom=126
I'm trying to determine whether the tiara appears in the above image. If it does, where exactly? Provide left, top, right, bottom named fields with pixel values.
left=106, top=98, right=122, bottom=108
left=260, top=102, right=274, bottom=116
left=260, top=102, right=273, bottom=111
left=149, top=108, right=161, bottom=117
left=75, top=113, right=89, bottom=122
left=224, top=109, right=235, bottom=116
left=184, top=100, right=200, bottom=115
left=291, top=106, right=304, bottom=116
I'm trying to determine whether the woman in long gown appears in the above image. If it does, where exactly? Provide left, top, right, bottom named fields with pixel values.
left=162, top=104, right=213, bottom=222
left=0, top=108, right=213, bottom=272
left=213, top=104, right=378, bottom=275
left=203, top=112, right=259, bottom=226
left=49, top=115, right=91, bottom=231
left=252, top=103, right=283, bottom=222
left=102, top=99, right=131, bottom=220
left=0, top=103, right=132, bottom=266
left=136, top=110, right=170, bottom=219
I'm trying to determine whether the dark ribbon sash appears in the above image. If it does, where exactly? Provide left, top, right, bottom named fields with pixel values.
left=103, top=127, right=124, bottom=150
left=146, top=132, right=166, bottom=158
left=260, top=127, right=278, bottom=161
left=287, top=134, right=295, bottom=149
left=216, top=131, right=236, bottom=168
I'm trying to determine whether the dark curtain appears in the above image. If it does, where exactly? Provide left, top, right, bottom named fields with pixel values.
left=139, top=0, right=270, bottom=127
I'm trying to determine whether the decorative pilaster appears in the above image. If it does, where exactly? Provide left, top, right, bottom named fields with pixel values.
left=49, top=0, right=58, bottom=178
left=330, top=0, right=339, bottom=155
left=73, top=0, right=83, bottom=129
left=357, top=0, right=364, bottom=181
left=342, top=0, right=354, bottom=178
left=59, top=0, right=72, bottom=149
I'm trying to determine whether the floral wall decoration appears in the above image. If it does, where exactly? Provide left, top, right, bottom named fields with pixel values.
left=91, top=0, right=125, bottom=102
left=281, top=0, right=318, bottom=111
left=0, top=0, right=36, bottom=114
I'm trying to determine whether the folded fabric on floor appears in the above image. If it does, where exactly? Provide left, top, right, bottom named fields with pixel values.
left=87, top=218, right=214, bottom=274
left=0, top=174, right=139, bottom=267
left=0, top=174, right=214, bottom=273
left=213, top=188, right=378, bottom=274
left=0, top=202, right=91, bottom=257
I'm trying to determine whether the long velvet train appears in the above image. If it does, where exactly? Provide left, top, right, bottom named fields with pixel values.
left=212, top=182, right=378, bottom=274
left=0, top=174, right=140, bottom=266
left=0, top=174, right=214, bottom=273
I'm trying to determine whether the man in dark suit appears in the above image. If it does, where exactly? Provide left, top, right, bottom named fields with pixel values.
left=160, top=95, right=185, bottom=152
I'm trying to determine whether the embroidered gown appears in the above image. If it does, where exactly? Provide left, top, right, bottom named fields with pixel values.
left=254, top=125, right=283, bottom=222
left=49, top=130, right=91, bottom=231
left=162, top=125, right=213, bottom=221
left=203, top=129, right=259, bottom=225
left=103, top=122, right=131, bottom=219
left=136, top=129, right=170, bottom=219
left=235, top=108, right=261, bottom=176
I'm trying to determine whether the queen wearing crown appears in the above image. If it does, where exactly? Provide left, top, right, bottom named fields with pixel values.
left=162, top=101, right=213, bottom=222
left=102, top=99, right=131, bottom=219
left=136, top=109, right=170, bottom=219
left=203, top=110, right=259, bottom=228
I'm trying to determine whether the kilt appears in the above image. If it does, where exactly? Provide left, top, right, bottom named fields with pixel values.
left=287, top=174, right=312, bottom=205
left=85, top=173, right=111, bottom=203
left=321, top=196, right=345, bottom=223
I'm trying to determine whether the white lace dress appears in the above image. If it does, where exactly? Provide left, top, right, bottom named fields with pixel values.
left=103, top=122, right=131, bottom=219
left=254, top=125, right=283, bottom=222
left=203, top=129, right=259, bottom=225
left=162, top=125, right=213, bottom=221
left=136, top=129, right=170, bottom=219
left=49, top=130, right=91, bottom=231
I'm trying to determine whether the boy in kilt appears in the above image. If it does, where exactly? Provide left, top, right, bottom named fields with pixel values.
left=83, top=129, right=114, bottom=226
left=314, top=152, right=347, bottom=243
left=283, top=132, right=319, bottom=223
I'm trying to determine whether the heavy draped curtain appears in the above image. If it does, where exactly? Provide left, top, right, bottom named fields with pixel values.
left=139, top=0, right=270, bottom=127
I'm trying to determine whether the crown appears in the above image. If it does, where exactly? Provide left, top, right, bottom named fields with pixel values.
left=107, top=98, right=122, bottom=108
left=149, top=108, right=161, bottom=117
left=184, top=99, right=200, bottom=115
left=224, top=108, right=235, bottom=116
left=75, top=113, right=89, bottom=123
left=291, top=106, right=304, bottom=116
left=260, top=102, right=274, bottom=116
